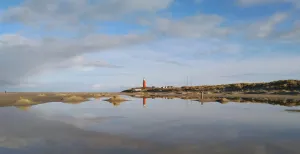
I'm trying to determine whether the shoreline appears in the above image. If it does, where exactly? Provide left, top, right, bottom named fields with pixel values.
left=1, top=92, right=300, bottom=107
left=121, top=92, right=300, bottom=99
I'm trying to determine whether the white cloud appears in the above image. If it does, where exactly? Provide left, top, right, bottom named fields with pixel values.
left=57, top=56, right=122, bottom=71
left=237, top=0, right=281, bottom=6
left=246, top=12, right=289, bottom=38
left=237, top=0, right=300, bottom=7
left=276, top=21, right=300, bottom=42
left=0, top=33, right=153, bottom=86
left=18, top=83, right=38, bottom=88
left=0, top=0, right=174, bottom=30
left=153, top=14, right=231, bottom=38
left=92, top=84, right=102, bottom=89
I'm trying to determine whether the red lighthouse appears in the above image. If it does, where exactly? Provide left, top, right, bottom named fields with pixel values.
left=143, top=78, right=146, bottom=89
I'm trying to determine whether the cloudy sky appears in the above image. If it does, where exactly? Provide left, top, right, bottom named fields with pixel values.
left=0, top=0, right=300, bottom=92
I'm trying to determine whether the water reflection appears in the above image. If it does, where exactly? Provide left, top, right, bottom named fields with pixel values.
left=143, top=97, right=147, bottom=107
left=285, top=109, right=300, bottom=113
left=1, top=97, right=300, bottom=153
left=15, top=106, right=32, bottom=111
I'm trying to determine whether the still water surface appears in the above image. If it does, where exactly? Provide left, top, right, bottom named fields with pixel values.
left=1, top=96, right=300, bottom=154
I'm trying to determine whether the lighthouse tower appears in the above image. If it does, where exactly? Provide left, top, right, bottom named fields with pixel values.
left=143, top=78, right=146, bottom=89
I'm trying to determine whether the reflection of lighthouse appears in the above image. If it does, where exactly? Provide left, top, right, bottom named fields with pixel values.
left=143, top=78, right=146, bottom=89
left=143, top=97, right=147, bottom=107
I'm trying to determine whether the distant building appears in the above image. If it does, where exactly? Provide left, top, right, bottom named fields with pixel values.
left=160, top=86, right=174, bottom=89
left=132, top=88, right=142, bottom=92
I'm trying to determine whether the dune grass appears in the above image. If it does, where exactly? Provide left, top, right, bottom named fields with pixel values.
left=38, top=93, right=46, bottom=97
left=15, top=97, right=36, bottom=106
left=63, top=95, right=86, bottom=102
left=104, top=95, right=128, bottom=102
left=93, top=94, right=103, bottom=99
left=56, top=93, right=68, bottom=97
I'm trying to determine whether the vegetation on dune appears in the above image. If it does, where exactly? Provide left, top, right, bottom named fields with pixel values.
left=15, top=97, right=36, bottom=106
left=217, top=98, right=230, bottom=104
left=104, top=95, right=128, bottom=102
left=38, top=93, right=46, bottom=97
left=93, top=94, right=103, bottom=99
left=63, top=95, right=86, bottom=102
left=56, top=93, right=68, bottom=97
left=123, top=80, right=300, bottom=93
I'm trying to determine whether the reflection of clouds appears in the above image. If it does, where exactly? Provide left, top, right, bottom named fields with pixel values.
left=0, top=136, right=42, bottom=150
left=29, top=103, right=125, bottom=130
left=28, top=98, right=300, bottom=137
left=43, top=114, right=124, bottom=129
left=0, top=137, right=29, bottom=149
left=0, top=107, right=156, bottom=153
left=2, top=99, right=300, bottom=153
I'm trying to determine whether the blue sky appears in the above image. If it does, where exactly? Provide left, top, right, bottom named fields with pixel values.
left=0, top=0, right=300, bottom=92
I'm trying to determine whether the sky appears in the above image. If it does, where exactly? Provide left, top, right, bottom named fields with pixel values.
left=0, top=0, right=300, bottom=92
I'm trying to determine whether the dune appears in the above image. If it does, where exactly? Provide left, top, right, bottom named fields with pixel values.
left=63, top=95, right=86, bottom=103
left=104, top=95, right=128, bottom=102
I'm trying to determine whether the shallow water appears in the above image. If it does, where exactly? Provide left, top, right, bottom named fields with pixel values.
left=1, top=96, right=300, bottom=154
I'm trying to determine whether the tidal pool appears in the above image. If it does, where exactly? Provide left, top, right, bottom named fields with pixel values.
left=1, top=96, right=300, bottom=154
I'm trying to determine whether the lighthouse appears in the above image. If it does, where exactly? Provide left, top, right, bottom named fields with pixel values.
left=143, top=78, right=146, bottom=89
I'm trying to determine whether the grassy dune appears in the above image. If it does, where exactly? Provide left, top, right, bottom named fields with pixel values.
left=123, top=80, right=300, bottom=94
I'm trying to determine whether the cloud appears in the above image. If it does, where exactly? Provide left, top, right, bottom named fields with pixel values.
left=0, top=0, right=174, bottom=30
left=220, top=72, right=299, bottom=78
left=237, top=0, right=281, bottom=6
left=153, top=59, right=191, bottom=67
left=0, top=33, right=153, bottom=86
left=239, top=12, right=300, bottom=42
left=137, top=14, right=230, bottom=38
left=246, top=12, right=289, bottom=39
left=237, top=0, right=300, bottom=7
left=92, top=84, right=101, bottom=89
left=152, top=14, right=231, bottom=38
left=0, top=137, right=35, bottom=149
left=56, top=56, right=122, bottom=71
left=275, top=21, right=300, bottom=42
